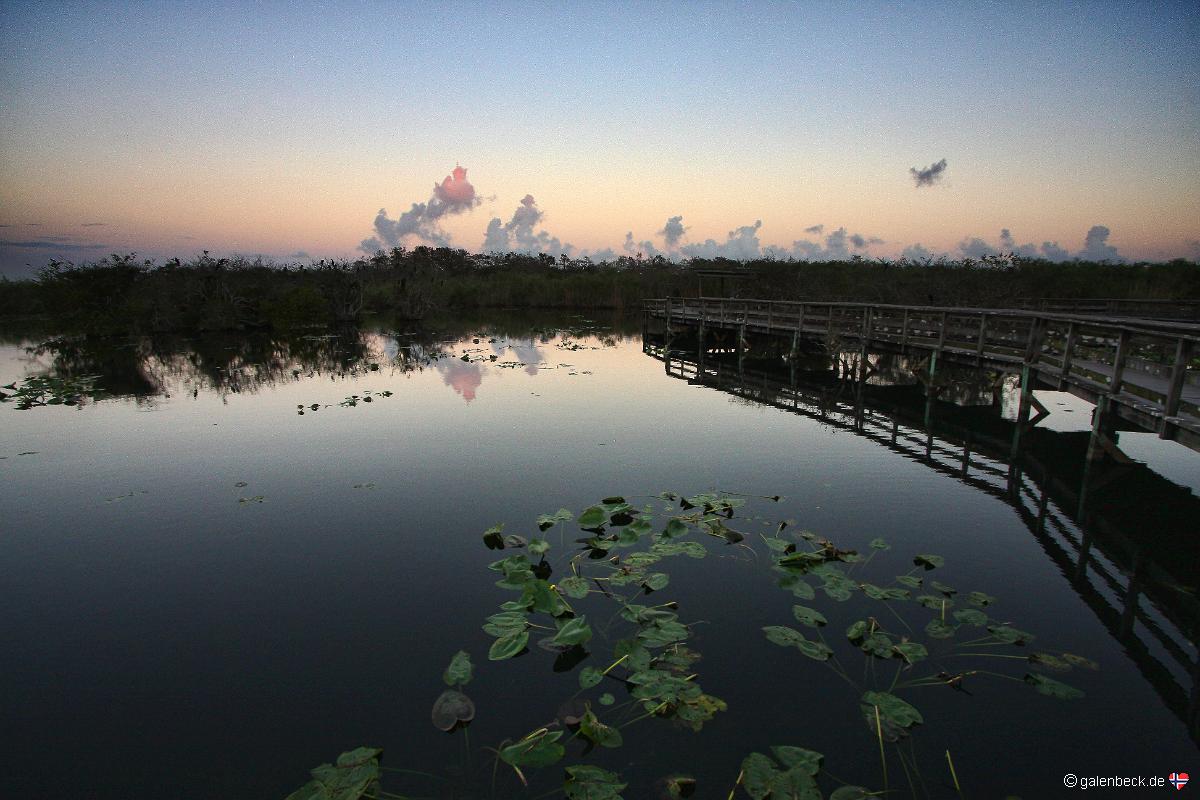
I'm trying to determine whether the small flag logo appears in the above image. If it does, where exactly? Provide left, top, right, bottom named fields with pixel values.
left=1169, top=772, right=1189, bottom=790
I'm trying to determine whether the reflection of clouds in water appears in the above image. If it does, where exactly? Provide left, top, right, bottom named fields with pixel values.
left=510, top=340, right=543, bottom=375
left=438, top=359, right=482, bottom=402
left=484, top=335, right=545, bottom=375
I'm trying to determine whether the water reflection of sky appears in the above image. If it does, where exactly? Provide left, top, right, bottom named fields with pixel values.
left=1, top=322, right=1197, bottom=799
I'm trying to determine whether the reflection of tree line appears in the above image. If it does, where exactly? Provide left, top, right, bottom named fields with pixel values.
left=28, top=329, right=423, bottom=402
left=648, top=339, right=1200, bottom=742
left=22, top=317, right=630, bottom=404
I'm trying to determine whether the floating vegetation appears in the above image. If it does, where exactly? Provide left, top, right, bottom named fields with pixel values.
left=104, top=490, right=148, bottom=503
left=286, top=490, right=1095, bottom=800
left=0, top=374, right=104, bottom=409
left=238, top=495, right=265, bottom=505
left=296, top=390, right=393, bottom=414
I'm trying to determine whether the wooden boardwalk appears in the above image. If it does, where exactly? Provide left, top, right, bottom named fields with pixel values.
left=645, top=298, right=1200, bottom=451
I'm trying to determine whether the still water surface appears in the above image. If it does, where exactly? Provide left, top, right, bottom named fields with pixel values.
left=2, top=313, right=1196, bottom=798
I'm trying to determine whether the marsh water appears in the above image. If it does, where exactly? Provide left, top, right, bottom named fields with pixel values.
left=2, top=312, right=1197, bottom=799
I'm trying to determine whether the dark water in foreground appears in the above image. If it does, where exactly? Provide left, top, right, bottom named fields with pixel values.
left=2, top=313, right=1197, bottom=799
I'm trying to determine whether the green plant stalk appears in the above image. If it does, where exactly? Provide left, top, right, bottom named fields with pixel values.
left=946, top=749, right=964, bottom=798
left=875, top=704, right=889, bottom=791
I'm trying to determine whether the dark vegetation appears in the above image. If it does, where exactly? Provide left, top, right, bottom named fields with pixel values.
left=1, top=248, right=1197, bottom=335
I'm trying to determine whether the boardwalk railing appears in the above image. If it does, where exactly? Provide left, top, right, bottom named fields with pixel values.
left=1017, top=298, right=1200, bottom=321
left=645, top=298, right=1200, bottom=450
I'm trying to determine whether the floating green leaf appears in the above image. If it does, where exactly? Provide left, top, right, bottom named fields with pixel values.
left=663, top=518, right=689, bottom=539
left=559, top=575, right=590, bottom=599
left=579, top=666, right=603, bottom=689
left=552, top=616, right=593, bottom=647
left=925, top=619, right=957, bottom=639
left=861, top=691, right=923, bottom=741
left=643, top=573, right=670, bottom=592
left=578, top=506, right=607, bottom=528
left=967, top=591, right=996, bottom=607
left=580, top=707, right=623, bottom=748
left=791, top=605, right=828, bottom=628
left=599, top=692, right=615, bottom=706
left=892, top=642, right=928, bottom=664
left=988, top=624, right=1034, bottom=645
left=869, top=537, right=890, bottom=550
left=1062, top=653, right=1099, bottom=670
left=488, top=630, right=529, bottom=660
left=1024, top=673, right=1084, bottom=699
left=431, top=689, right=475, bottom=731
left=913, top=554, right=945, bottom=570
left=953, top=608, right=988, bottom=626
left=1029, top=652, right=1071, bottom=672
left=763, top=625, right=806, bottom=648
left=498, top=729, right=564, bottom=768
left=563, top=764, right=626, bottom=799
left=442, top=650, right=472, bottom=687
left=770, top=746, right=822, bottom=777
left=483, top=524, right=505, bottom=550
left=285, top=747, right=382, bottom=800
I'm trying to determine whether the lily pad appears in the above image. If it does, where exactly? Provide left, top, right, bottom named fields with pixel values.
left=564, top=764, right=626, bottom=799
left=913, top=554, right=945, bottom=570
left=1024, top=673, right=1084, bottom=699
left=442, top=650, right=472, bottom=687
left=488, top=630, right=529, bottom=660
left=498, top=730, right=564, bottom=768
left=579, top=666, right=603, bottom=689
left=580, top=707, right=623, bottom=748
left=431, top=690, right=475, bottom=731
left=559, top=575, right=590, bottom=599
left=552, top=616, right=593, bottom=647
left=861, top=691, right=923, bottom=741
left=952, top=608, right=987, bottom=626
left=791, top=605, right=828, bottom=628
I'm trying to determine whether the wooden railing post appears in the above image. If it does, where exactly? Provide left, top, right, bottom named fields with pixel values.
left=936, top=311, right=948, bottom=353
left=1162, top=339, right=1194, bottom=432
left=1024, top=316, right=1047, bottom=364
left=1060, top=321, right=1077, bottom=389
left=975, top=314, right=988, bottom=358
left=1110, top=329, right=1130, bottom=395
left=900, top=309, right=910, bottom=349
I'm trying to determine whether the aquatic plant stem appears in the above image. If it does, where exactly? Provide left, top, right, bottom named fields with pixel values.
left=875, top=704, right=889, bottom=791
left=946, top=749, right=964, bottom=798
left=727, top=769, right=744, bottom=800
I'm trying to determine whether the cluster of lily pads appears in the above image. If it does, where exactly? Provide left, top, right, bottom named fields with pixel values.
left=0, top=374, right=104, bottom=409
left=286, top=490, right=1094, bottom=800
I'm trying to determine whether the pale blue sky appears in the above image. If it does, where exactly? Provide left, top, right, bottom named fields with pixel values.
left=1, top=1, right=1197, bottom=274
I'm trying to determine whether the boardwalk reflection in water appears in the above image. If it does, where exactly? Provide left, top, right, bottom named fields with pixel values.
left=644, top=332, right=1200, bottom=745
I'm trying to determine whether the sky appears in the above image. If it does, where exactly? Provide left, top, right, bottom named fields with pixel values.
left=1, top=0, right=1198, bottom=276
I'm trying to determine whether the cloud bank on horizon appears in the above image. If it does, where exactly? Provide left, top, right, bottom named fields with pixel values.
left=359, top=165, right=482, bottom=252
left=356, top=163, right=1137, bottom=265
